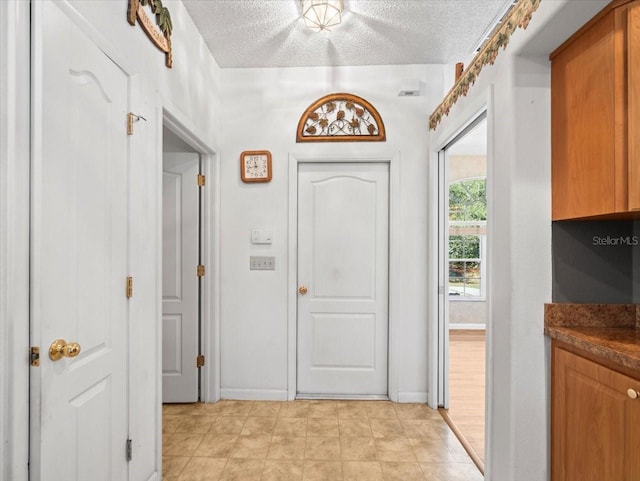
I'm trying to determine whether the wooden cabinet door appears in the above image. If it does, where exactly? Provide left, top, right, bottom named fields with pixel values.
left=551, top=9, right=619, bottom=220
left=551, top=345, right=640, bottom=481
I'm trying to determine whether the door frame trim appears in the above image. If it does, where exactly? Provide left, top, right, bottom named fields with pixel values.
left=287, top=153, right=401, bottom=401
left=0, top=2, right=30, bottom=479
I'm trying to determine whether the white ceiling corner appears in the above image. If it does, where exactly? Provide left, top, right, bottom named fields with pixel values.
left=182, top=0, right=514, bottom=68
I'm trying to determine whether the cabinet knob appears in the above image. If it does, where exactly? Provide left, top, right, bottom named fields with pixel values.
left=627, top=388, right=639, bottom=400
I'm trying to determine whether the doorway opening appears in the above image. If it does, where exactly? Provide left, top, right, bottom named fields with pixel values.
left=437, top=113, right=488, bottom=472
left=161, top=118, right=217, bottom=404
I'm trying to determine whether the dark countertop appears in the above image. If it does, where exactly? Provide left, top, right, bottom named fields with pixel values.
left=544, top=303, right=640, bottom=373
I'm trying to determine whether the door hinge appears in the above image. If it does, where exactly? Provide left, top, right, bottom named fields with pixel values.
left=30, top=346, right=40, bottom=367
left=126, top=276, right=133, bottom=298
left=197, top=174, right=206, bottom=187
left=127, top=112, right=146, bottom=135
left=126, top=438, right=132, bottom=462
left=127, top=113, right=134, bottom=135
left=197, top=265, right=205, bottom=277
left=197, top=354, right=205, bottom=368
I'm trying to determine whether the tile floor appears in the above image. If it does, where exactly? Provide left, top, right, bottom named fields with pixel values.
left=163, top=400, right=483, bottom=481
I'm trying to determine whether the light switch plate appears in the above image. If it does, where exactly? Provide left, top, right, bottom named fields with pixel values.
left=251, top=230, right=273, bottom=244
left=250, top=256, right=275, bottom=270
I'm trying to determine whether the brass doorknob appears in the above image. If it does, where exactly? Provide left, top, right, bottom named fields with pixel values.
left=49, top=339, right=81, bottom=361
left=628, top=388, right=639, bottom=400
left=298, top=285, right=308, bottom=295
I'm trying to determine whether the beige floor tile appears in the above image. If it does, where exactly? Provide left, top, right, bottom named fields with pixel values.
left=409, top=438, right=455, bottom=463
left=366, top=403, right=398, bottom=419
left=274, top=417, right=308, bottom=437
left=192, top=402, right=224, bottom=414
left=303, top=460, right=343, bottom=481
left=375, top=438, right=417, bottom=462
left=402, top=420, right=440, bottom=438
left=446, top=442, right=474, bottom=463
left=164, top=404, right=197, bottom=415
left=210, top=417, right=246, bottom=435
left=337, top=402, right=369, bottom=419
left=219, top=458, right=264, bottom=481
left=267, top=436, right=307, bottom=460
left=380, top=462, right=425, bottom=481
left=306, top=417, right=339, bottom=437
left=161, top=401, right=482, bottom=481
left=419, top=462, right=472, bottom=481
left=371, top=418, right=405, bottom=439
left=308, top=401, right=338, bottom=418
left=164, top=433, right=205, bottom=457
left=429, top=420, right=454, bottom=438
left=338, top=418, right=372, bottom=437
left=422, top=408, right=443, bottom=421
left=340, top=437, right=377, bottom=461
left=230, top=434, right=271, bottom=459
left=304, top=437, right=341, bottom=460
left=280, top=401, right=310, bottom=418
left=194, top=434, right=238, bottom=458
left=456, top=462, right=483, bottom=480
left=240, top=416, right=276, bottom=436
left=177, top=457, right=227, bottom=481
left=174, top=415, right=218, bottom=434
left=163, top=415, right=184, bottom=434
left=163, top=456, right=190, bottom=479
left=221, top=402, right=253, bottom=417
left=249, top=401, right=281, bottom=417
left=261, top=460, right=304, bottom=481
left=394, top=404, right=431, bottom=420
left=342, top=461, right=384, bottom=481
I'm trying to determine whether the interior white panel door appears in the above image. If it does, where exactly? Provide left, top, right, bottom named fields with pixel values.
left=30, top=2, right=129, bottom=480
left=162, top=154, right=200, bottom=403
left=297, top=163, right=389, bottom=396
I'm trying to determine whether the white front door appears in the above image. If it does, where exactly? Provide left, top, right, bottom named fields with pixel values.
left=297, top=162, right=389, bottom=397
left=162, top=153, right=200, bottom=403
left=30, top=2, right=129, bottom=480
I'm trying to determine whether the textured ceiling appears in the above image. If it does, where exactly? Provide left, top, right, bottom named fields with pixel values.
left=182, top=0, right=513, bottom=68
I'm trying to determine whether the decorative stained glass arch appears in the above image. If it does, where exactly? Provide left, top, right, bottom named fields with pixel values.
left=296, top=93, right=386, bottom=142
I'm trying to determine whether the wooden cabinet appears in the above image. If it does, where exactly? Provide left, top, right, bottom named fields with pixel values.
left=551, top=342, right=640, bottom=480
left=551, top=0, right=640, bottom=220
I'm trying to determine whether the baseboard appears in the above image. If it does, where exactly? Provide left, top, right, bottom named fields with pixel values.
left=220, top=388, right=289, bottom=401
left=397, top=392, right=429, bottom=403
left=145, top=472, right=159, bottom=481
left=296, top=393, right=389, bottom=401
left=449, top=323, right=486, bottom=330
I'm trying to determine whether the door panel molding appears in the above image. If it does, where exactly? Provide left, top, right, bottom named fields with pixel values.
left=287, top=153, right=401, bottom=401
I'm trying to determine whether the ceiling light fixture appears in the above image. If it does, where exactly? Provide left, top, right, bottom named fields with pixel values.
left=301, top=0, right=344, bottom=32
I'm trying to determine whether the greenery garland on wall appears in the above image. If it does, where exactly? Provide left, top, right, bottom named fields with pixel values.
left=429, top=0, right=542, bottom=130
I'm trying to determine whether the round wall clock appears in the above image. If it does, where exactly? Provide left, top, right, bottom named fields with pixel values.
left=240, top=150, right=272, bottom=183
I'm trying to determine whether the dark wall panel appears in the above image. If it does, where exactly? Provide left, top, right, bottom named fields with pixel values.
left=552, top=221, right=638, bottom=303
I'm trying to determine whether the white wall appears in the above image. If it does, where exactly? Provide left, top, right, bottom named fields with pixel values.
left=218, top=65, right=443, bottom=401
left=430, top=1, right=608, bottom=479
left=0, top=1, right=221, bottom=480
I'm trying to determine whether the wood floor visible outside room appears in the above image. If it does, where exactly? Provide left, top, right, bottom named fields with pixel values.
left=162, top=400, right=483, bottom=481
left=444, top=330, right=486, bottom=468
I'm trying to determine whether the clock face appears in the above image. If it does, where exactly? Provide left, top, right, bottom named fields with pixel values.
left=245, top=155, right=268, bottom=178
left=241, top=151, right=272, bottom=182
